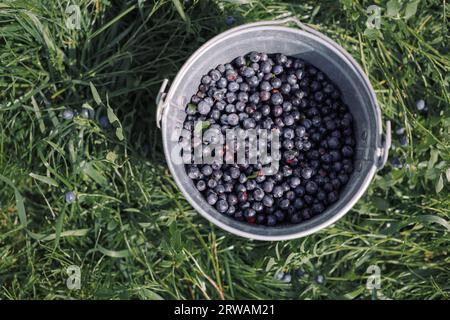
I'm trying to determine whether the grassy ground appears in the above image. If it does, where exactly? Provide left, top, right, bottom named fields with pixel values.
left=0, top=0, right=449, bottom=300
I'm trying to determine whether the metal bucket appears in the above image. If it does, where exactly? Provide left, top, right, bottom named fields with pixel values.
left=156, top=17, right=391, bottom=241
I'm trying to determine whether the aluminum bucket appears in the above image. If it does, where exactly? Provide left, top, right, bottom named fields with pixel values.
left=156, top=17, right=391, bottom=241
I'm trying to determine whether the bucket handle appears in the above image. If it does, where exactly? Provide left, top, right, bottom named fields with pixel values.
left=376, top=120, right=392, bottom=170
left=156, top=78, right=169, bottom=128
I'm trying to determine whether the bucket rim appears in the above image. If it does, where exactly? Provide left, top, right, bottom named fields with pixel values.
left=160, top=21, right=383, bottom=240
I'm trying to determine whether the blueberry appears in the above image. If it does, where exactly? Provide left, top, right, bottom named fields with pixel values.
left=248, top=51, right=261, bottom=63
left=65, top=191, right=76, bottom=203
left=283, top=114, right=294, bottom=126
left=228, top=81, right=239, bottom=92
left=328, top=191, right=338, bottom=203
left=315, top=275, right=325, bottom=284
left=227, top=113, right=239, bottom=126
left=246, top=75, right=259, bottom=87
left=282, top=139, right=294, bottom=150
left=208, top=179, right=218, bottom=189
left=290, top=213, right=302, bottom=224
left=391, top=156, right=403, bottom=169
left=188, top=166, right=201, bottom=179
left=274, top=210, right=285, bottom=222
left=272, top=105, right=283, bottom=117
left=263, top=195, right=274, bottom=207
left=289, top=176, right=301, bottom=188
left=207, top=192, right=218, bottom=205
left=327, top=137, right=340, bottom=149
left=225, top=16, right=235, bottom=26
left=281, top=83, right=291, bottom=95
left=62, top=109, right=74, bottom=120
left=266, top=214, right=277, bottom=226
left=301, top=167, right=313, bottom=180
left=238, top=191, right=248, bottom=203
left=416, top=99, right=426, bottom=112
left=97, top=116, right=109, bottom=128
left=342, top=145, right=353, bottom=157
left=273, top=185, right=284, bottom=198
left=395, top=126, right=405, bottom=136
left=281, top=273, right=292, bottom=283
left=399, top=135, right=408, bottom=146
left=196, top=180, right=206, bottom=191
left=233, top=56, right=246, bottom=67
left=270, top=78, right=282, bottom=89
left=201, top=75, right=212, bottom=85
left=312, top=203, right=325, bottom=214
left=295, top=126, right=306, bottom=137
left=295, top=269, right=306, bottom=278
left=210, top=69, right=221, bottom=81
left=227, top=194, right=238, bottom=206
left=243, top=118, right=256, bottom=129
left=259, top=91, right=271, bottom=102
left=81, top=108, right=94, bottom=119
left=201, top=165, right=212, bottom=176
left=260, top=62, right=272, bottom=74
left=243, top=208, right=257, bottom=222
left=253, top=188, right=265, bottom=201
left=226, top=69, right=238, bottom=82
left=216, top=199, right=229, bottom=213
left=245, top=179, right=257, bottom=191
left=241, top=66, right=255, bottom=78
left=198, top=101, right=211, bottom=115
left=305, top=181, right=318, bottom=194
left=271, top=93, right=283, bottom=105
left=260, top=81, right=272, bottom=91
left=217, top=77, right=227, bottom=88
left=272, top=65, right=283, bottom=75
left=293, top=198, right=304, bottom=209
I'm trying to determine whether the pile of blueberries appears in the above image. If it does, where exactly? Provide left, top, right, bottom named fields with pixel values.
left=183, top=52, right=355, bottom=226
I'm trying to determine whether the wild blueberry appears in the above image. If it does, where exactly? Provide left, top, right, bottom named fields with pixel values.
left=342, top=145, right=353, bottom=157
left=266, top=214, right=277, bottom=226
left=315, top=275, right=325, bottom=284
left=416, top=99, right=426, bottom=112
left=198, top=101, right=211, bottom=115
left=196, top=180, right=206, bottom=191
left=273, top=185, right=284, bottom=198
left=225, top=16, right=235, bottom=26
left=271, top=77, right=282, bottom=89
left=227, top=113, right=239, bottom=126
left=290, top=213, right=302, bottom=224
left=207, top=179, right=218, bottom=189
left=248, top=51, right=261, bottom=63
left=272, top=65, right=283, bottom=75
left=243, top=118, right=256, bottom=129
left=65, top=191, right=76, bottom=203
left=399, top=135, right=408, bottom=146
left=216, top=199, right=229, bottom=213
left=305, top=181, right=318, bottom=194
left=62, top=109, right=74, bottom=120
left=391, top=156, right=403, bottom=169
left=271, top=93, right=283, bottom=105
left=99, top=116, right=109, bottom=129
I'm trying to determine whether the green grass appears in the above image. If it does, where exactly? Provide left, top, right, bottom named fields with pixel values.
left=0, top=0, right=449, bottom=299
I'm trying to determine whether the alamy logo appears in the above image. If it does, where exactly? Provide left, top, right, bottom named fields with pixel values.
left=172, top=121, right=281, bottom=176
left=66, top=5, right=81, bottom=30
left=366, top=5, right=382, bottom=29
left=66, top=265, right=81, bottom=290
left=366, top=265, right=381, bottom=290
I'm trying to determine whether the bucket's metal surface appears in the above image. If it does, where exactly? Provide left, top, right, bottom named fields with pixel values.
left=157, top=17, right=391, bottom=241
